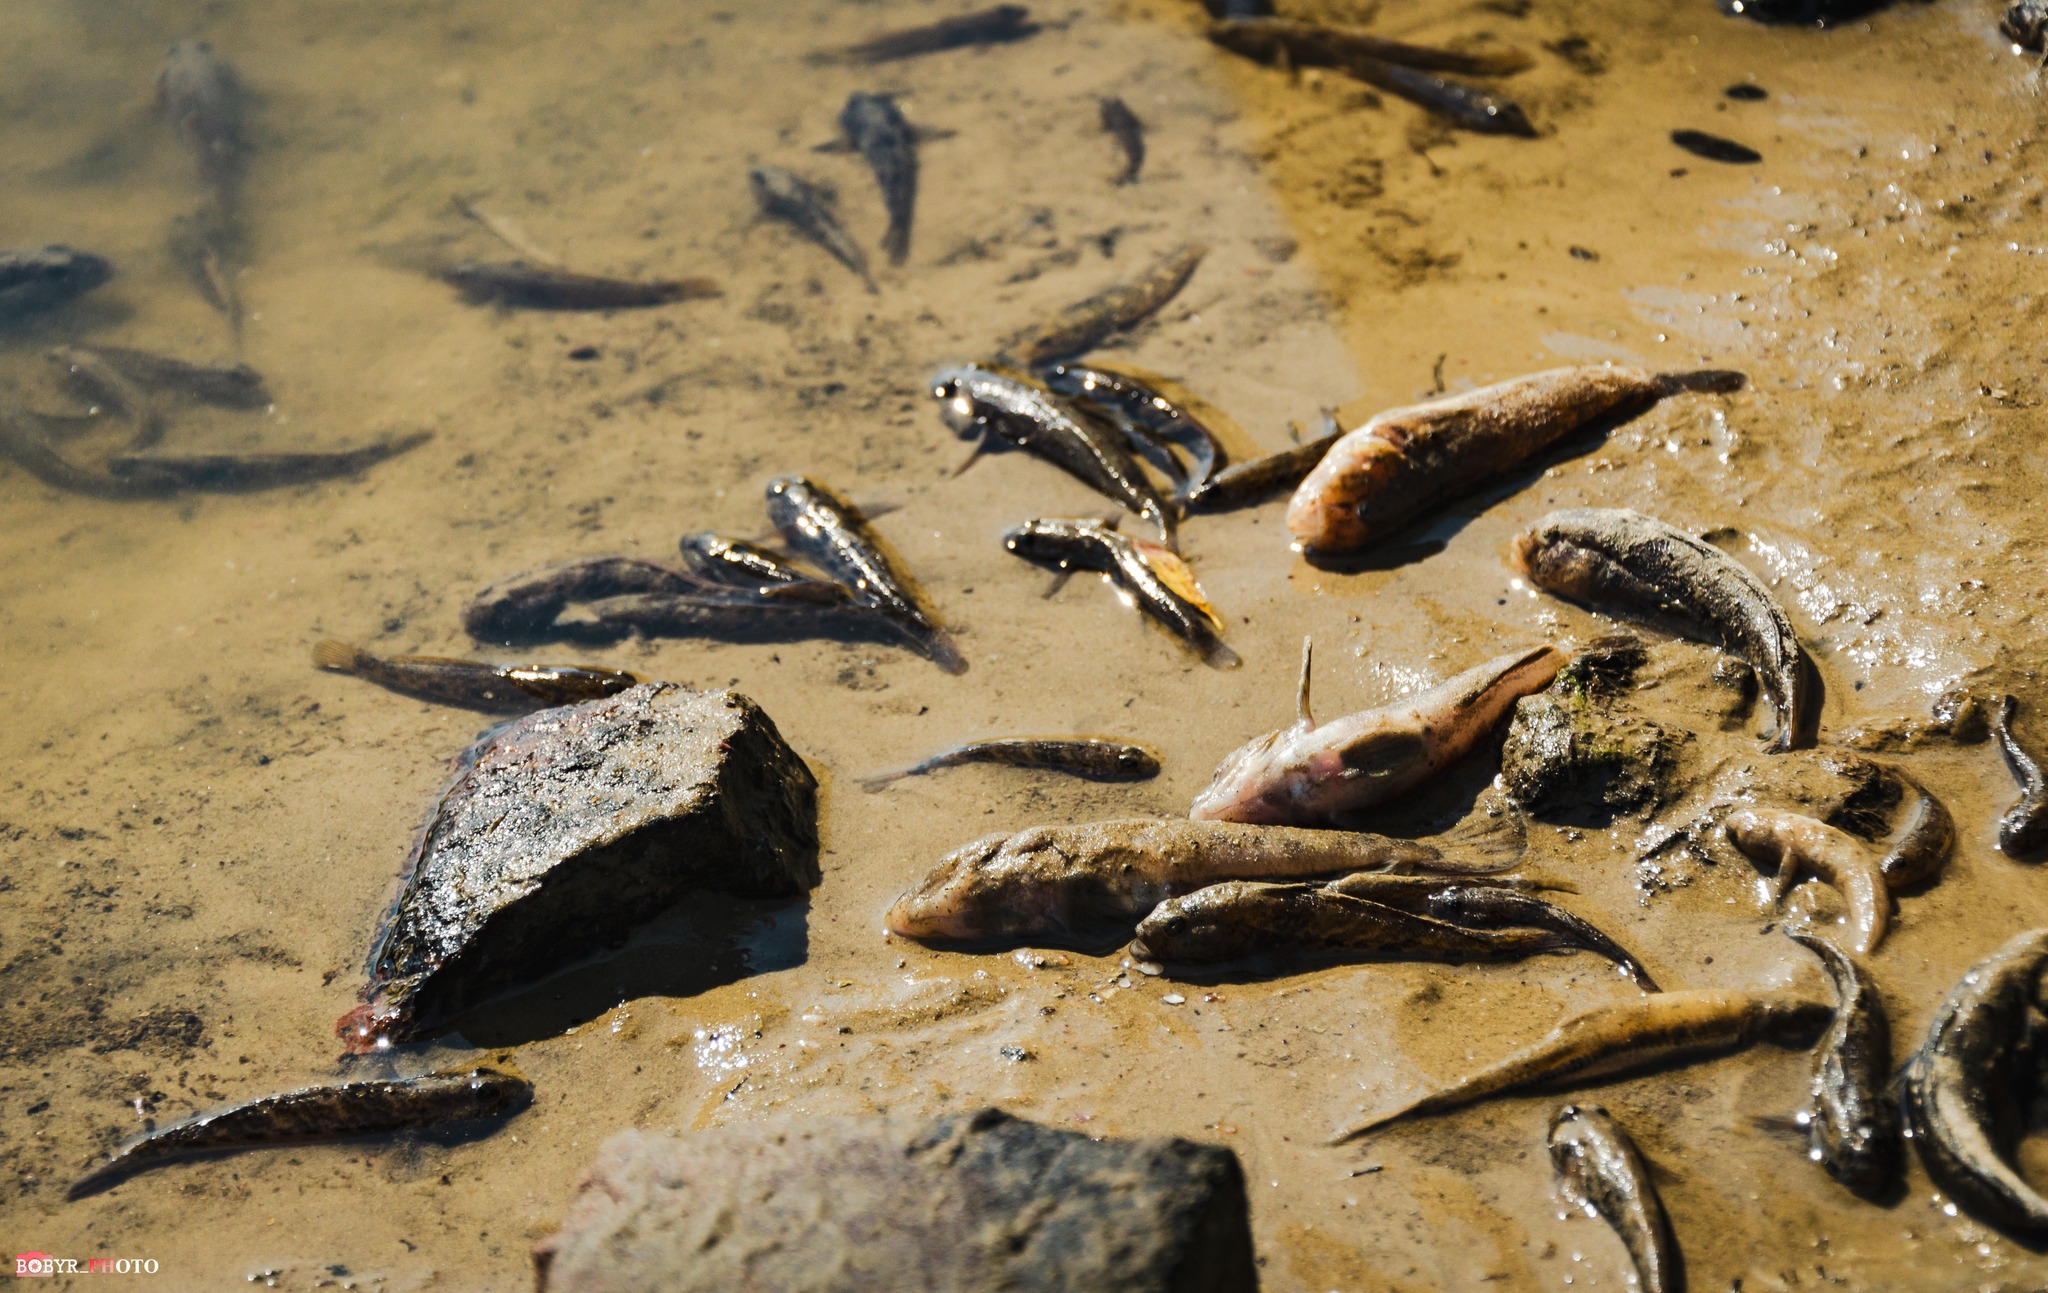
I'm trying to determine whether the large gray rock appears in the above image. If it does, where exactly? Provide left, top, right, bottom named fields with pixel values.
left=337, top=682, right=819, bottom=1051
left=533, top=1107, right=1259, bottom=1293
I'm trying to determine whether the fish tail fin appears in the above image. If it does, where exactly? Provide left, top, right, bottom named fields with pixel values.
left=1201, top=637, right=1243, bottom=671
left=1435, top=811, right=1528, bottom=872
left=858, top=769, right=909, bottom=792
left=882, top=223, right=910, bottom=266
left=313, top=639, right=367, bottom=674
left=66, top=1160, right=131, bottom=1202
left=1328, top=1107, right=1402, bottom=1146
left=1656, top=369, right=1747, bottom=396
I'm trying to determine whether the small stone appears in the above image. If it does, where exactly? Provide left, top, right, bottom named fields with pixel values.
left=1162, top=993, right=1186, bottom=1005
left=999, top=1044, right=1032, bottom=1062
left=534, top=1108, right=1257, bottom=1292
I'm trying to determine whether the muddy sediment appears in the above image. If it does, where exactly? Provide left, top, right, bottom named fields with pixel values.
left=6, top=0, right=2048, bottom=1289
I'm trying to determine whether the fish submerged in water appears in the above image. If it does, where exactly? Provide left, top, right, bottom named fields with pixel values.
left=817, top=5, right=1040, bottom=64
left=750, top=165, right=876, bottom=292
left=936, top=363, right=1178, bottom=542
left=1331, top=988, right=1832, bottom=1143
left=1206, top=20, right=1535, bottom=135
left=1042, top=362, right=1226, bottom=502
left=314, top=640, right=639, bottom=712
left=50, top=344, right=270, bottom=409
left=862, top=737, right=1161, bottom=790
left=998, top=242, right=1206, bottom=368
left=1900, top=928, right=2048, bottom=1239
left=1513, top=507, right=1820, bottom=751
left=1004, top=517, right=1237, bottom=668
left=67, top=1065, right=531, bottom=1200
left=158, top=40, right=249, bottom=336
left=441, top=261, right=719, bottom=310
left=0, top=246, right=114, bottom=321
left=767, top=474, right=965, bottom=673
left=886, top=817, right=1521, bottom=949
left=464, top=556, right=704, bottom=643
left=1099, top=96, right=1145, bottom=184
left=1548, top=1105, right=1683, bottom=1293
left=1724, top=807, right=1888, bottom=954
left=1130, top=879, right=1568, bottom=968
left=104, top=431, right=431, bottom=492
left=1287, top=366, right=1743, bottom=556
left=835, top=93, right=923, bottom=266
left=1990, top=694, right=2048, bottom=856
left=1785, top=927, right=1899, bottom=1198
left=1191, top=639, right=1564, bottom=826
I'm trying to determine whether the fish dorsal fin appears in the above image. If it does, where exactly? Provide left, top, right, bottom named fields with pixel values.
left=1297, top=636, right=1316, bottom=729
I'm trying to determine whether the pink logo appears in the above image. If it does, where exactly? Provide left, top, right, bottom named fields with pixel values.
left=14, top=1253, right=61, bottom=1277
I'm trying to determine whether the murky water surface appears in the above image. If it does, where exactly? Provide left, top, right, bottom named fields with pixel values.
left=7, top=0, right=2048, bottom=1288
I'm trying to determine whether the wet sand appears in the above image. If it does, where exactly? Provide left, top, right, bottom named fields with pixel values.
left=5, top=0, right=2048, bottom=1288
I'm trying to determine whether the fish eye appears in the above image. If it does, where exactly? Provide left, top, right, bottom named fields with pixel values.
left=1163, top=915, right=1187, bottom=936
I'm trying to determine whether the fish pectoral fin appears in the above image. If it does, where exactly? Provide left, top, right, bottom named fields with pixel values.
left=811, top=137, right=856, bottom=154
left=1336, top=730, right=1429, bottom=778
left=1042, top=569, right=1074, bottom=600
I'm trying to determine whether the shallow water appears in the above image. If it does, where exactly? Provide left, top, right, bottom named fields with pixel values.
left=6, top=0, right=2048, bottom=1288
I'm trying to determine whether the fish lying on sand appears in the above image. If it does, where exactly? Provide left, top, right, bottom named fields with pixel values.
left=1287, top=366, right=1743, bottom=556
left=441, top=261, right=719, bottom=309
left=814, top=5, right=1040, bottom=65
left=886, top=817, right=1523, bottom=949
left=1900, top=928, right=2048, bottom=1238
left=1191, top=639, right=1565, bottom=827
left=314, top=640, right=639, bottom=712
left=768, top=474, right=965, bottom=672
left=750, top=165, right=876, bottom=292
left=1130, top=879, right=1568, bottom=967
left=1990, top=694, right=2048, bottom=856
left=1513, top=507, right=1820, bottom=751
left=1004, top=517, right=1236, bottom=668
left=862, top=737, right=1161, bottom=790
left=1786, top=927, right=1899, bottom=1198
left=1182, top=419, right=1342, bottom=513
left=50, top=344, right=270, bottom=409
left=1549, top=1105, right=1682, bottom=1293
left=997, top=242, right=1207, bottom=368
left=1724, top=807, right=1888, bottom=954
left=464, top=557, right=704, bottom=643
left=1042, top=362, right=1225, bottom=503
left=677, top=531, right=854, bottom=605
left=1876, top=764, right=1952, bottom=888
left=1099, top=96, right=1145, bottom=184
left=1331, top=988, right=1832, bottom=1143
left=937, top=364, right=1178, bottom=542
left=68, top=1066, right=531, bottom=1200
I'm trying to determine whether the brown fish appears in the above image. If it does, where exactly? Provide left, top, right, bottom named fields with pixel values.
left=105, top=431, right=430, bottom=491
left=816, top=5, right=1040, bottom=64
left=1549, top=1105, right=1682, bottom=1293
left=314, top=640, right=640, bottom=712
left=1724, top=806, right=1888, bottom=954
left=441, top=261, right=719, bottom=310
left=998, top=242, right=1206, bottom=368
left=1205, top=17, right=1533, bottom=79
left=1287, top=366, right=1742, bottom=555
left=1100, top=96, right=1145, bottom=184
left=1331, top=988, right=1831, bottom=1142
left=862, top=737, right=1161, bottom=790
left=1129, top=878, right=1566, bottom=966
left=885, top=817, right=1522, bottom=949
left=1181, top=421, right=1343, bottom=513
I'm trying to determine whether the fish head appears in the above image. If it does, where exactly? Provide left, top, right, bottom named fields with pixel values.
left=1284, top=431, right=1403, bottom=553
left=1190, top=719, right=1430, bottom=826
left=884, top=832, right=1063, bottom=945
left=1111, top=744, right=1164, bottom=777
left=1188, top=727, right=1324, bottom=824
left=1130, top=882, right=1281, bottom=963
left=931, top=367, right=986, bottom=438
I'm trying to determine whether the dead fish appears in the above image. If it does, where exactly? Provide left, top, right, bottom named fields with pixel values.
left=1785, top=927, right=1899, bottom=1198
left=1876, top=764, right=1952, bottom=889
left=766, top=474, right=965, bottom=673
left=1513, top=508, right=1821, bottom=751
left=49, top=344, right=269, bottom=409
left=1724, top=806, right=1887, bottom=954
left=817, top=5, right=1040, bottom=64
left=1287, top=366, right=1743, bottom=555
left=464, top=556, right=704, bottom=643
left=1549, top=1105, right=1682, bottom=1293
left=863, top=737, right=1161, bottom=791
left=549, top=590, right=905, bottom=647
left=998, top=242, right=1207, bottom=368
left=440, top=261, right=719, bottom=310
left=1419, top=886, right=1661, bottom=991
left=1900, top=927, right=2048, bottom=1239
left=1207, top=17, right=1535, bottom=79
left=1330, top=988, right=1832, bottom=1143
left=936, top=363, right=1178, bottom=542
left=157, top=40, right=246, bottom=193
left=1003, top=516, right=1237, bottom=668
left=1100, top=96, right=1145, bottom=184
left=1129, top=879, right=1566, bottom=966
left=1990, top=694, right=2048, bottom=856
left=1042, top=362, right=1225, bottom=501
left=836, top=93, right=921, bottom=266
left=1182, top=422, right=1343, bottom=513
left=677, top=531, right=853, bottom=605
left=1671, top=129, right=1762, bottom=164
left=1190, top=639, right=1565, bottom=826
left=0, top=246, right=113, bottom=320
left=313, top=640, right=639, bottom=712
left=750, top=165, right=876, bottom=292
left=67, top=1065, right=531, bottom=1201
left=886, top=816, right=1522, bottom=948
left=104, top=431, right=430, bottom=492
